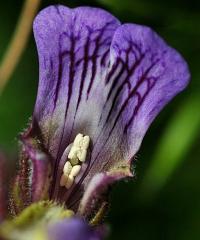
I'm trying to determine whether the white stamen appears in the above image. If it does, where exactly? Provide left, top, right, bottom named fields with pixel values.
left=83, top=136, right=90, bottom=149
left=63, top=161, right=72, bottom=175
left=68, top=146, right=78, bottom=160
left=73, top=133, right=84, bottom=146
left=60, top=133, right=90, bottom=189
left=70, top=165, right=81, bottom=177
left=65, top=175, right=74, bottom=189
left=68, top=133, right=90, bottom=163
left=78, top=149, right=87, bottom=162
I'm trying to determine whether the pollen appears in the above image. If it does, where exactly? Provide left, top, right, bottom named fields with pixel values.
left=63, top=161, right=72, bottom=175
left=60, top=133, right=90, bottom=189
left=68, top=133, right=90, bottom=163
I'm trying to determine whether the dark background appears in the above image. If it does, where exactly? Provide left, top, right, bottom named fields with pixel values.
left=0, top=0, right=200, bottom=239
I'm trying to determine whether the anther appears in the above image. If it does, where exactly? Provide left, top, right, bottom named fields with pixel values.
left=63, top=161, right=72, bottom=175
left=68, top=133, right=90, bottom=163
left=60, top=133, right=90, bottom=189
left=70, top=165, right=81, bottom=177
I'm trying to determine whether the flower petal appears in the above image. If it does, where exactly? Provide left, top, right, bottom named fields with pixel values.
left=33, top=5, right=120, bottom=162
left=22, top=137, right=51, bottom=202
left=47, top=218, right=107, bottom=240
left=78, top=167, right=132, bottom=221
left=32, top=5, right=190, bottom=205
left=86, top=23, right=190, bottom=180
left=13, top=130, right=51, bottom=210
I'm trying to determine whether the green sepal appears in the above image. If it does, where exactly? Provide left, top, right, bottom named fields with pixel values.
left=0, top=201, right=74, bottom=240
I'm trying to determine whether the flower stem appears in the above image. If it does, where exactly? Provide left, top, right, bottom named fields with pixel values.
left=0, top=0, right=41, bottom=93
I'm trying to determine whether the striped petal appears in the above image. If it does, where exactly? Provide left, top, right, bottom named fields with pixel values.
left=31, top=5, right=190, bottom=208
left=33, top=5, right=120, bottom=162
left=87, top=23, right=190, bottom=180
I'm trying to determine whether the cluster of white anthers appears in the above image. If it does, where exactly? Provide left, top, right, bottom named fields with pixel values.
left=60, top=133, right=90, bottom=189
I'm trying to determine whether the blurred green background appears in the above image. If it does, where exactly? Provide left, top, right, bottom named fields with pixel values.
left=0, top=0, right=200, bottom=239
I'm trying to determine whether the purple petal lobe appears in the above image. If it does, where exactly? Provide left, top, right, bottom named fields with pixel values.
left=90, top=23, right=190, bottom=172
left=48, top=218, right=107, bottom=240
left=33, top=5, right=120, bottom=161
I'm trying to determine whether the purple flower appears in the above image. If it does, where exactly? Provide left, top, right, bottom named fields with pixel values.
left=47, top=218, right=107, bottom=240
left=11, top=5, right=190, bottom=221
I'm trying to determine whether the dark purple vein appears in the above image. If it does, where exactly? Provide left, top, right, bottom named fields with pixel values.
left=86, top=35, right=101, bottom=99
left=105, top=52, right=145, bottom=123
left=124, top=78, right=157, bottom=133
left=101, top=49, right=110, bottom=66
left=109, top=60, right=159, bottom=135
left=75, top=35, right=90, bottom=112
left=105, top=58, right=121, bottom=84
